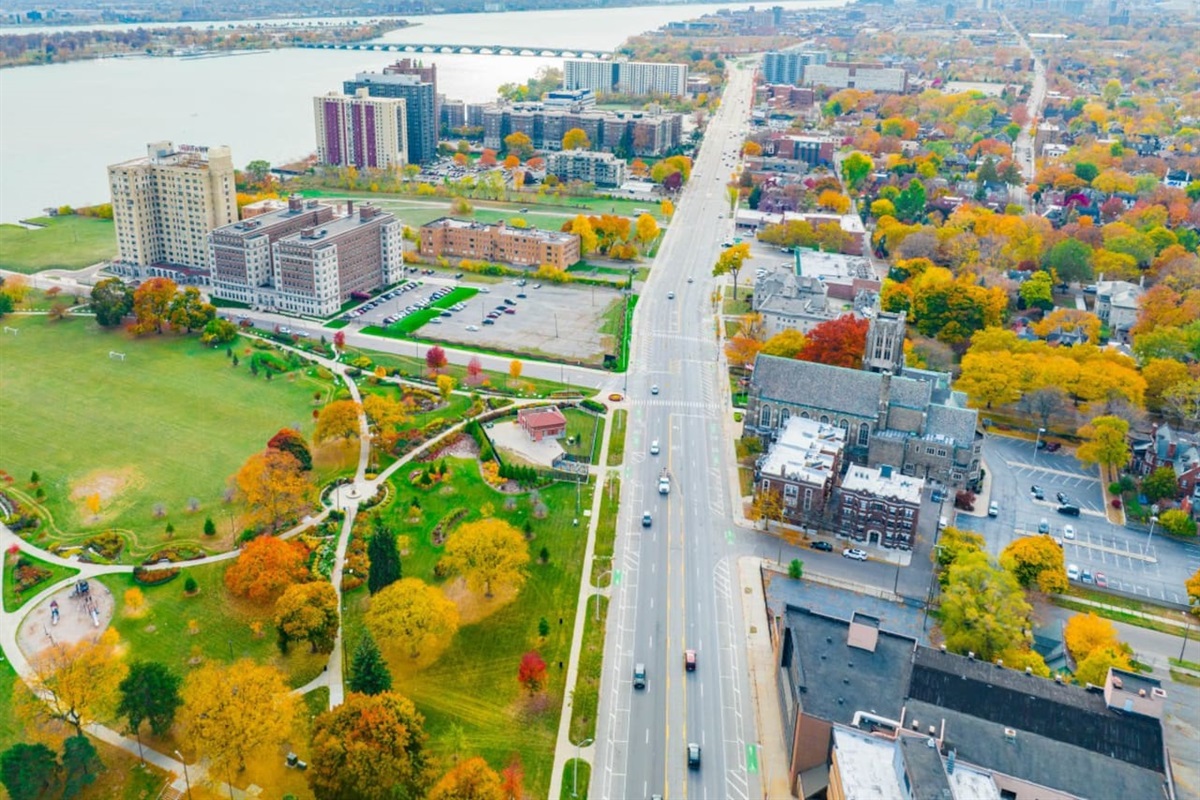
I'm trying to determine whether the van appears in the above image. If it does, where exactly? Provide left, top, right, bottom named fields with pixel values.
left=937, top=516, right=948, bottom=531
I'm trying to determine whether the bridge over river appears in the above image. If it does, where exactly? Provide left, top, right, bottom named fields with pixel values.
left=297, top=41, right=613, bottom=59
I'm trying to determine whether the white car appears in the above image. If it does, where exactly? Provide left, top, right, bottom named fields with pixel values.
left=988, top=501, right=999, bottom=517
left=650, top=440, right=660, bottom=455
left=1063, top=525, right=1075, bottom=540
left=1067, top=563, right=1081, bottom=581
left=842, top=548, right=868, bottom=561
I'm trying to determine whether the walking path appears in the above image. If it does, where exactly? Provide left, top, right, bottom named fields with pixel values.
left=547, top=401, right=617, bottom=795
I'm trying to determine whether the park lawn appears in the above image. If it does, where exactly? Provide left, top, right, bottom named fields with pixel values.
left=560, top=407, right=604, bottom=462
left=99, top=563, right=327, bottom=689
left=4, top=550, right=80, bottom=612
left=0, top=215, right=116, bottom=274
left=0, top=659, right=20, bottom=750
left=0, top=316, right=334, bottom=560
left=342, top=457, right=594, bottom=797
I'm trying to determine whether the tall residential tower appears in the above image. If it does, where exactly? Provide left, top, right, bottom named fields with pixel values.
left=314, top=89, right=408, bottom=170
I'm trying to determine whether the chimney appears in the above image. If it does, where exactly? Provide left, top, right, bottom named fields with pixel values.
left=347, top=199, right=354, bottom=215
left=288, top=196, right=302, bottom=212
left=301, top=227, right=314, bottom=238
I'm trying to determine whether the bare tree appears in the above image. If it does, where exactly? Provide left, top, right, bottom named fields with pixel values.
left=1019, top=387, right=1068, bottom=430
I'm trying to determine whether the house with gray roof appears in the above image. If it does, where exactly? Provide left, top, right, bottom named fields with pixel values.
left=1093, top=274, right=1144, bottom=342
left=776, top=605, right=1175, bottom=800
left=744, top=353, right=981, bottom=489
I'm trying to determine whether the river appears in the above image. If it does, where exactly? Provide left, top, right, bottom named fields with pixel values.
left=0, top=0, right=842, bottom=222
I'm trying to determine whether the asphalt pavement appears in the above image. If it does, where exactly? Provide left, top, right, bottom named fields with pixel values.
left=954, top=434, right=1200, bottom=607
left=592, top=61, right=762, bottom=800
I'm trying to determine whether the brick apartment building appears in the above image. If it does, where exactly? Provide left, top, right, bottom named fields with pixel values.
left=419, top=218, right=581, bottom=270
left=837, top=464, right=923, bottom=551
left=755, top=417, right=846, bottom=526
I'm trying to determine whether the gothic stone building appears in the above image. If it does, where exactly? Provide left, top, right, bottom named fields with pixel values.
left=744, top=355, right=981, bottom=489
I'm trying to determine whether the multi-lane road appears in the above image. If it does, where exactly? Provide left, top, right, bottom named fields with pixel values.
left=592, top=62, right=761, bottom=800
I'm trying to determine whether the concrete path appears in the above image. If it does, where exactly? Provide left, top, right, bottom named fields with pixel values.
left=548, top=404, right=617, bottom=795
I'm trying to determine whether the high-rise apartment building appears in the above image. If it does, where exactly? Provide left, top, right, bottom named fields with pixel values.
left=108, top=140, right=237, bottom=271
left=761, top=49, right=828, bottom=86
left=343, top=65, right=437, bottom=165
left=564, top=58, right=688, bottom=97
left=314, top=89, right=408, bottom=170
left=803, top=62, right=908, bottom=93
left=208, top=199, right=402, bottom=316
left=480, top=103, right=682, bottom=155
left=209, top=196, right=334, bottom=305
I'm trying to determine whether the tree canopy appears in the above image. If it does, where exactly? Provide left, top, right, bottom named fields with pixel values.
left=443, top=518, right=530, bottom=598
left=181, top=659, right=296, bottom=773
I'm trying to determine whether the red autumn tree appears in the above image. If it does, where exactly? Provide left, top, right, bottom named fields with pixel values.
left=517, top=650, right=547, bottom=695
left=224, top=535, right=310, bottom=604
left=426, top=346, right=448, bottom=374
left=333, top=330, right=346, bottom=350
left=796, top=314, right=870, bottom=370
left=466, top=356, right=484, bottom=386
left=501, top=755, right=524, bottom=800
left=479, top=149, right=497, bottom=167
left=266, top=428, right=312, bottom=472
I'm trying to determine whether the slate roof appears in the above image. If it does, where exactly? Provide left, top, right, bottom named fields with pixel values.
left=752, top=355, right=883, bottom=419
left=924, top=405, right=978, bottom=449
left=784, top=605, right=914, bottom=725
left=888, top=375, right=933, bottom=410
left=906, top=700, right=1169, bottom=800
left=908, top=647, right=1165, bottom=772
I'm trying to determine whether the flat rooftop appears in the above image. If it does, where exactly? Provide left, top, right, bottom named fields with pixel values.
left=841, top=465, right=924, bottom=504
left=832, top=728, right=905, bottom=800
left=424, top=217, right=576, bottom=244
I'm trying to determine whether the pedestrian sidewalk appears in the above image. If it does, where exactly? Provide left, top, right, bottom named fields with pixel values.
left=738, top=556, right=791, bottom=800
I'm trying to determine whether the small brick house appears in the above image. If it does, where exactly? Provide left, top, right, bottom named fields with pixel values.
left=517, top=406, right=568, bottom=442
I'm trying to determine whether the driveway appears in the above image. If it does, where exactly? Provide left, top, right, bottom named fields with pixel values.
left=954, top=434, right=1200, bottom=606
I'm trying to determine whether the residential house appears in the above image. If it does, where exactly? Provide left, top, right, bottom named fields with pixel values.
left=517, top=406, right=568, bottom=442
left=1093, top=274, right=1144, bottom=341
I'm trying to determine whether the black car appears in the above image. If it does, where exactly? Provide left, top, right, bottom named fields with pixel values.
left=1057, top=505, right=1081, bottom=517
left=687, top=743, right=701, bottom=769
left=810, top=541, right=834, bottom=552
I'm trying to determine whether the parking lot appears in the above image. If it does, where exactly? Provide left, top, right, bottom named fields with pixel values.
left=339, top=272, right=623, bottom=364
left=954, top=435, right=1200, bottom=607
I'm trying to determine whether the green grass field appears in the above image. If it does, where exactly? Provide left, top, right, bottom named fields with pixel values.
left=606, top=410, right=627, bottom=467
left=560, top=408, right=604, bottom=462
left=342, top=457, right=594, bottom=797
left=99, top=563, right=327, bottom=688
left=0, top=215, right=117, bottom=273
left=0, top=317, right=335, bottom=558
left=379, top=286, right=480, bottom=335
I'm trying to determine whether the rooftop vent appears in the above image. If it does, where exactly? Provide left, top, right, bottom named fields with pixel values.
left=1004, top=728, right=1017, bottom=743
left=928, top=725, right=936, bottom=736
left=940, top=644, right=947, bottom=652
left=1152, top=687, right=1168, bottom=699
left=1112, top=676, right=1123, bottom=689
left=1025, top=667, right=1033, bottom=675
left=912, top=719, right=920, bottom=731
left=926, top=737, right=936, bottom=749
left=995, top=659, right=1003, bottom=668
left=1139, top=689, right=1147, bottom=697
left=1054, top=674, right=1064, bottom=684
left=967, top=651, right=975, bottom=661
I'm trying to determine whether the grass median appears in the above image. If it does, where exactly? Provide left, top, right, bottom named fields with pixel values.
left=569, top=594, right=608, bottom=744
left=605, top=410, right=627, bottom=466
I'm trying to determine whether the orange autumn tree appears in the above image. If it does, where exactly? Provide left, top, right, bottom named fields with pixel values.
left=234, top=449, right=313, bottom=533
left=224, top=535, right=310, bottom=604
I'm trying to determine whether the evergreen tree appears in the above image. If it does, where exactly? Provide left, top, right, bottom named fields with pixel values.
left=0, top=743, right=59, bottom=800
left=347, top=632, right=392, bottom=696
left=367, top=520, right=402, bottom=595
left=60, top=736, right=102, bottom=799
left=118, top=661, right=184, bottom=738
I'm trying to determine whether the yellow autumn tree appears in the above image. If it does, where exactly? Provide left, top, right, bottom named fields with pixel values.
left=1000, top=535, right=1067, bottom=594
left=1063, top=612, right=1121, bottom=662
left=443, top=518, right=530, bottom=598
left=315, top=399, right=363, bottom=443
left=181, top=659, right=297, bottom=773
left=1075, top=646, right=1133, bottom=686
left=233, top=449, right=313, bottom=534
left=367, top=577, right=460, bottom=660
left=18, top=628, right=127, bottom=737
left=1030, top=309, right=1102, bottom=344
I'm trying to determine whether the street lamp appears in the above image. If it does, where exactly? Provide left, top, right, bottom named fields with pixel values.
left=1033, top=427, right=1046, bottom=461
left=572, top=736, right=594, bottom=797
left=1146, top=515, right=1159, bottom=549
left=173, top=751, right=193, bottom=800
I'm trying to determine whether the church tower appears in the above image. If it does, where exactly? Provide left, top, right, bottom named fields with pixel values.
left=863, top=310, right=906, bottom=375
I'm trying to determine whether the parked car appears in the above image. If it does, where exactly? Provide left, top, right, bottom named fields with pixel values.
left=1067, top=563, right=1081, bottom=581
left=1095, top=572, right=1108, bottom=588
left=810, top=541, right=834, bottom=552
left=1063, top=525, right=1075, bottom=540
left=842, top=548, right=868, bottom=561
left=504, top=308, right=516, bottom=315
left=1046, top=442, right=1062, bottom=452
left=1038, top=518, right=1050, bottom=534
left=1057, top=505, right=1081, bottom=517
left=1081, top=569, right=1094, bottom=585
left=1031, top=485, right=1045, bottom=500
left=988, top=501, right=999, bottom=517
left=1056, top=491, right=1070, bottom=505
left=482, top=319, right=495, bottom=325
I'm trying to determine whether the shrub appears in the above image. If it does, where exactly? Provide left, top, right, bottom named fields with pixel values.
left=133, top=565, right=180, bottom=585
left=82, top=531, right=124, bottom=561
left=12, top=562, right=52, bottom=593
left=184, top=575, right=199, bottom=594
